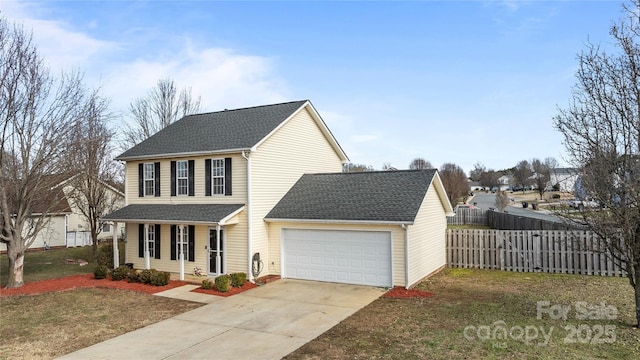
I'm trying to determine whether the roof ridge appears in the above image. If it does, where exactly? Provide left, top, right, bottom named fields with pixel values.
left=307, top=169, right=434, bottom=176
left=183, top=100, right=308, bottom=118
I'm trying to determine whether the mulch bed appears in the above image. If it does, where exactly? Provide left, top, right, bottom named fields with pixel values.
left=383, top=286, right=435, bottom=299
left=191, top=281, right=257, bottom=297
left=0, top=274, right=190, bottom=297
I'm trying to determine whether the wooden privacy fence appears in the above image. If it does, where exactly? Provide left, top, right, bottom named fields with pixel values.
left=446, top=229, right=626, bottom=277
left=447, top=208, right=488, bottom=226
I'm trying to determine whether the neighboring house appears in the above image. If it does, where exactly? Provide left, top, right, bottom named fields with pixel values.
left=468, top=181, right=483, bottom=191
left=0, top=180, right=71, bottom=252
left=104, top=100, right=453, bottom=288
left=497, top=175, right=512, bottom=191
left=549, top=168, right=579, bottom=193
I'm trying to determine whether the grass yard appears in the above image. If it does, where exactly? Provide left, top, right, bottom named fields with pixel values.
left=0, top=244, right=123, bottom=287
left=0, top=288, right=203, bottom=359
left=285, top=268, right=640, bottom=359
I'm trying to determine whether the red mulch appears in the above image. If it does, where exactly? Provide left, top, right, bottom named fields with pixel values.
left=383, top=286, right=435, bottom=299
left=191, top=281, right=257, bottom=297
left=0, top=274, right=190, bottom=297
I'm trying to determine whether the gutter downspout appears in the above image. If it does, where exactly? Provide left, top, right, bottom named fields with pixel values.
left=242, top=150, right=253, bottom=282
left=402, top=224, right=409, bottom=289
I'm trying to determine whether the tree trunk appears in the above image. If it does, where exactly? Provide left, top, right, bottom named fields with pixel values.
left=5, top=241, right=26, bottom=288
left=635, top=269, right=640, bottom=328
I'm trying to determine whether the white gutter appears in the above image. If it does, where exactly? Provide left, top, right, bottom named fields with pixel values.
left=242, top=150, right=253, bottom=282
left=402, top=224, right=410, bottom=289
left=264, top=218, right=414, bottom=226
left=116, top=148, right=252, bottom=162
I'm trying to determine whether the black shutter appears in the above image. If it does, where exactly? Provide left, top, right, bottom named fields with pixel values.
left=154, top=162, right=161, bottom=196
left=225, top=157, right=232, bottom=196
left=170, top=225, right=177, bottom=260
left=138, top=224, right=144, bottom=258
left=205, top=159, right=211, bottom=196
left=170, top=161, right=176, bottom=196
left=188, top=225, right=195, bottom=262
left=138, top=164, right=144, bottom=197
left=155, top=224, right=161, bottom=259
left=188, top=160, right=195, bottom=196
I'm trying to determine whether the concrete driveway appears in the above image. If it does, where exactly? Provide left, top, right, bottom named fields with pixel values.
left=58, top=279, right=385, bottom=360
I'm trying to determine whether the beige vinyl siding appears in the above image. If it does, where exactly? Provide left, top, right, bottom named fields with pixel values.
left=250, top=107, right=344, bottom=272
left=406, top=181, right=448, bottom=287
left=267, top=222, right=406, bottom=287
left=125, top=153, right=247, bottom=205
left=124, top=218, right=247, bottom=274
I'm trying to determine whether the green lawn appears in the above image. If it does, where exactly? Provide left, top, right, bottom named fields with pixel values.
left=285, top=268, right=640, bottom=359
left=0, top=243, right=124, bottom=287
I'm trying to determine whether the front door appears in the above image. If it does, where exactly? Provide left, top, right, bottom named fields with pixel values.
left=209, top=228, right=224, bottom=274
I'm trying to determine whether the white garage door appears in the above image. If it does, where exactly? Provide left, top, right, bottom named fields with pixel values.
left=282, top=229, right=392, bottom=287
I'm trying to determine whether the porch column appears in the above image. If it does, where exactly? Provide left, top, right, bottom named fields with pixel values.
left=179, top=224, right=185, bottom=281
left=216, top=224, right=221, bottom=274
left=112, top=222, right=119, bottom=268
left=144, top=224, right=150, bottom=270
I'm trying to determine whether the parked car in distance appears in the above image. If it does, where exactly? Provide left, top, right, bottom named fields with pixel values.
left=568, top=198, right=598, bottom=209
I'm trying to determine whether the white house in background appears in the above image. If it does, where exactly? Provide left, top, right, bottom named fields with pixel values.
left=497, top=175, right=512, bottom=191
left=549, top=168, right=579, bottom=193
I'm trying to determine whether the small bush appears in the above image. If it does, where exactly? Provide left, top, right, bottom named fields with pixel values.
left=215, top=274, right=231, bottom=292
left=150, top=271, right=170, bottom=286
left=201, top=279, right=214, bottom=290
left=96, top=243, right=114, bottom=269
left=111, top=265, right=130, bottom=281
left=93, top=265, right=108, bottom=279
left=139, top=269, right=154, bottom=285
left=126, top=269, right=140, bottom=283
left=230, top=272, right=247, bottom=288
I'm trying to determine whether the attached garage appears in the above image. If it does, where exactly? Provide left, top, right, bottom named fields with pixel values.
left=282, top=229, right=392, bottom=287
left=265, top=170, right=455, bottom=288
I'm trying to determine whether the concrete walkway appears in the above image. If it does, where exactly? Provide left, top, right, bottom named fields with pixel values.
left=58, top=279, right=385, bottom=360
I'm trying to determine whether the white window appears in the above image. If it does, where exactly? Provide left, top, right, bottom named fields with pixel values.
left=147, top=225, right=156, bottom=258
left=211, top=159, right=225, bottom=195
left=177, top=160, right=188, bottom=196
left=177, top=226, right=189, bottom=260
left=144, top=163, right=155, bottom=196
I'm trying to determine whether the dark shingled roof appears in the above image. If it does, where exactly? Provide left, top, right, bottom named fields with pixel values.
left=103, top=204, right=244, bottom=224
left=265, top=170, right=437, bottom=223
left=117, top=100, right=308, bottom=160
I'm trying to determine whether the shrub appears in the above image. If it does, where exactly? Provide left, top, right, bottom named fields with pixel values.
left=139, top=269, right=154, bottom=285
left=111, top=265, right=130, bottom=281
left=150, top=271, right=170, bottom=286
left=201, top=279, right=214, bottom=290
left=125, top=269, right=140, bottom=283
left=93, top=265, right=108, bottom=279
left=215, top=274, right=231, bottom=292
left=96, top=243, right=114, bottom=269
left=230, top=272, right=247, bottom=288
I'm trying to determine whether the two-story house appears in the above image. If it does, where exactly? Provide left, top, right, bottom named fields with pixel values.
left=105, top=100, right=453, bottom=288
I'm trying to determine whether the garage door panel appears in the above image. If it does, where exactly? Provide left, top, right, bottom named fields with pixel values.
left=283, top=229, right=392, bottom=287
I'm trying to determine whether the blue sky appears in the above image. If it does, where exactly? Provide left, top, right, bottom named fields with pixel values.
left=2, top=0, right=624, bottom=173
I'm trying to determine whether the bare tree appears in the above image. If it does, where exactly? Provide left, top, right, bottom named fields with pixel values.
left=343, top=163, right=375, bottom=172
left=513, top=160, right=533, bottom=192
left=122, top=78, right=201, bottom=148
left=469, top=162, right=486, bottom=182
left=494, top=190, right=510, bottom=211
left=0, top=18, right=89, bottom=288
left=531, top=158, right=555, bottom=199
left=554, top=1, right=640, bottom=327
left=65, top=94, right=120, bottom=258
left=409, top=157, right=432, bottom=170
left=439, top=163, right=470, bottom=205
left=479, top=169, right=500, bottom=190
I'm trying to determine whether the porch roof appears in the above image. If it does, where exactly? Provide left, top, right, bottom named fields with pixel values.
left=103, top=204, right=245, bottom=225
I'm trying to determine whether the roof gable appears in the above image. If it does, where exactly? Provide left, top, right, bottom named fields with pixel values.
left=265, top=170, right=446, bottom=223
left=116, top=100, right=346, bottom=161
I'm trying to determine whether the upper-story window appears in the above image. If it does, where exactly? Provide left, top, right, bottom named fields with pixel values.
left=211, top=159, right=225, bottom=195
left=176, top=160, right=189, bottom=196
left=205, top=158, right=232, bottom=196
left=139, top=162, right=160, bottom=197
left=144, top=163, right=155, bottom=196
left=171, top=160, right=194, bottom=197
